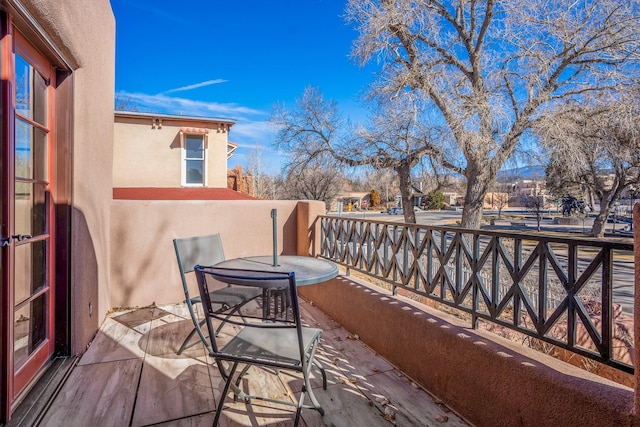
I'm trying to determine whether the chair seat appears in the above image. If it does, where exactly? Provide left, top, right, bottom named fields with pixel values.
left=206, top=286, right=262, bottom=307
left=220, top=326, right=322, bottom=366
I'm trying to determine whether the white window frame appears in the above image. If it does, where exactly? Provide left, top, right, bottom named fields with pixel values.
left=180, top=133, right=208, bottom=187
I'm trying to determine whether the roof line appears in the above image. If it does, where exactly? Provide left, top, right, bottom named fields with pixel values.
left=115, top=110, right=236, bottom=125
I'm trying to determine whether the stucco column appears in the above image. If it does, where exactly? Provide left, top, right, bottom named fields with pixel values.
left=296, top=201, right=325, bottom=256
left=634, top=201, right=640, bottom=417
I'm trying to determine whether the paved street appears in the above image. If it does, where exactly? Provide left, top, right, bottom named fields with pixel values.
left=333, top=207, right=631, bottom=234
left=328, top=208, right=635, bottom=315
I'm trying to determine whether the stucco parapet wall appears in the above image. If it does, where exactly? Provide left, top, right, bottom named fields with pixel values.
left=298, top=275, right=635, bottom=427
left=109, top=199, right=325, bottom=308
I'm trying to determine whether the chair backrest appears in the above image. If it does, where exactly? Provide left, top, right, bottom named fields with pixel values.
left=174, top=234, right=226, bottom=298
left=194, top=266, right=304, bottom=367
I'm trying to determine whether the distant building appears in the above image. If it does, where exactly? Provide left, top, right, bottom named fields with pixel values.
left=509, top=179, right=551, bottom=207
left=114, top=111, right=237, bottom=189
left=113, top=111, right=254, bottom=200
left=442, top=192, right=461, bottom=206
left=484, top=192, right=510, bottom=209
left=332, top=192, right=370, bottom=212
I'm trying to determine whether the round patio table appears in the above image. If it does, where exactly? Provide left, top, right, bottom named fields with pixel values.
left=214, top=255, right=339, bottom=286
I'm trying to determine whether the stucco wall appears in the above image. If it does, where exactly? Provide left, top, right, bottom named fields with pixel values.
left=20, top=0, right=116, bottom=354
left=299, top=276, right=635, bottom=426
left=109, top=199, right=325, bottom=308
left=113, top=116, right=230, bottom=188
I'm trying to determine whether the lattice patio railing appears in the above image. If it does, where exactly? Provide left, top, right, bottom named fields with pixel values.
left=319, top=216, right=634, bottom=373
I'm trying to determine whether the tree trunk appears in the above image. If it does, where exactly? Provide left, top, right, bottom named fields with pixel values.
left=591, top=211, right=607, bottom=238
left=460, top=171, right=489, bottom=229
left=591, top=193, right=617, bottom=238
left=396, top=163, right=416, bottom=224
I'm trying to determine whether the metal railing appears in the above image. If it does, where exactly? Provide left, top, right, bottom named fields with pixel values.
left=319, top=216, right=634, bottom=373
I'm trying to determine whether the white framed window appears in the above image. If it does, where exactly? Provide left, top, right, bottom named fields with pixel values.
left=181, top=133, right=208, bottom=186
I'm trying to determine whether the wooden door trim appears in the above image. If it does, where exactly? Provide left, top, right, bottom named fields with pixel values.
left=0, top=13, right=16, bottom=422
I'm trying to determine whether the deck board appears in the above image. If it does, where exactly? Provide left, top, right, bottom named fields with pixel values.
left=41, top=359, right=141, bottom=426
left=355, top=370, right=469, bottom=427
left=79, top=316, right=151, bottom=365
left=40, top=300, right=471, bottom=426
left=131, top=354, right=215, bottom=426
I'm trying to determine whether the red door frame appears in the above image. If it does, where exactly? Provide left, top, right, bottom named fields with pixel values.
left=0, top=13, right=59, bottom=421
left=12, top=26, right=57, bottom=400
left=0, top=13, right=16, bottom=421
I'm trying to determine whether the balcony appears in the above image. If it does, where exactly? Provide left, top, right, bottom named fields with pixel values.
left=13, top=199, right=637, bottom=426
left=34, top=299, right=469, bottom=426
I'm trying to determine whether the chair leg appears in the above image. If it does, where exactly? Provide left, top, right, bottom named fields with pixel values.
left=213, top=362, right=239, bottom=427
left=177, top=319, right=213, bottom=355
left=177, top=327, right=197, bottom=355
left=313, top=359, right=327, bottom=390
left=294, top=390, right=304, bottom=427
left=233, top=364, right=252, bottom=402
left=261, top=288, right=290, bottom=319
left=304, top=340, right=325, bottom=415
left=303, top=369, right=325, bottom=416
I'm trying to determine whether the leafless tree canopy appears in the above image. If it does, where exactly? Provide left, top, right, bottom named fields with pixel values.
left=345, top=0, right=640, bottom=229
left=489, top=189, right=509, bottom=219
left=114, top=95, right=139, bottom=111
left=535, top=91, right=640, bottom=237
left=279, top=156, right=344, bottom=209
left=272, top=87, right=442, bottom=223
left=360, top=168, right=399, bottom=203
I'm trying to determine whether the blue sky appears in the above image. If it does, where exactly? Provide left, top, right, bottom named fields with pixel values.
left=110, top=0, right=376, bottom=172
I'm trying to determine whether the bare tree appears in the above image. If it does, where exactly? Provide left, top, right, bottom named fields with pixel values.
left=267, top=173, right=286, bottom=200
left=114, top=95, right=139, bottom=111
left=247, top=144, right=270, bottom=199
left=362, top=167, right=398, bottom=205
left=521, top=193, right=546, bottom=231
left=491, top=191, right=510, bottom=219
left=535, top=91, right=640, bottom=237
left=544, top=152, right=585, bottom=200
left=280, top=155, right=344, bottom=210
left=272, top=88, right=441, bottom=223
left=345, top=0, right=640, bottom=229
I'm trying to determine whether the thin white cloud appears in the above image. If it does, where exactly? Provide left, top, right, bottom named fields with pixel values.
left=161, top=79, right=228, bottom=94
left=116, top=91, right=267, bottom=117
left=230, top=120, right=275, bottom=142
left=115, top=90, right=281, bottom=168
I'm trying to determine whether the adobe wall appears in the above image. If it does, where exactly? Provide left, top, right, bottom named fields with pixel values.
left=299, top=276, right=635, bottom=427
left=113, top=116, right=231, bottom=188
left=109, top=199, right=325, bottom=308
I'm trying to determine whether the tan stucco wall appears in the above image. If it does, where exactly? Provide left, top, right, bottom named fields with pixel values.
left=113, top=116, right=229, bottom=188
left=109, top=199, right=325, bottom=308
left=20, top=0, right=116, bottom=354
left=299, top=276, right=635, bottom=426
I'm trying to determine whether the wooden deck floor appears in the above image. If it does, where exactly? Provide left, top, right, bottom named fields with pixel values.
left=39, top=299, right=471, bottom=426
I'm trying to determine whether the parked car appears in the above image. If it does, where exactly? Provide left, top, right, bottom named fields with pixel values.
left=385, top=207, right=404, bottom=215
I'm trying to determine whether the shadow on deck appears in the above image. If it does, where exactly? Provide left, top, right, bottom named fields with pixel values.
left=37, top=299, right=470, bottom=426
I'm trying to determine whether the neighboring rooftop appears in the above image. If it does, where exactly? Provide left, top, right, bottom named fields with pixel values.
left=113, top=188, right=258, bottom=201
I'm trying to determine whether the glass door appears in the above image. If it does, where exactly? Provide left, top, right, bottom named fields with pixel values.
left=10, top=35, right=56, bottom=402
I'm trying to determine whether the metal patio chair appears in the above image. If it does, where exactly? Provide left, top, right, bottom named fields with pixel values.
left=194, top=265, right=327, bottom=426
left=173, top=234, right=262, bottom=355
